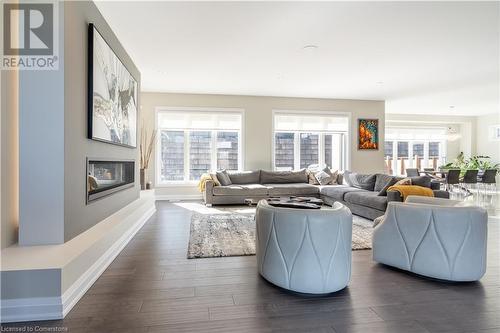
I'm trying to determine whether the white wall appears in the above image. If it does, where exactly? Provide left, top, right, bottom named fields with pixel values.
left=141, top=92, right=385, bottom=198
left=476, top=112, right=500, bottom=163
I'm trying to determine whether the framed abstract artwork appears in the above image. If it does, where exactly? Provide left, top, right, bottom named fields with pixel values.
left=88, top=23, right=138, bottom=148
left=358, top=119, right=379, bottom=150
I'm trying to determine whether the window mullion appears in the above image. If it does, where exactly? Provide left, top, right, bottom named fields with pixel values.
left=238, top=131, right=242, bottom=171
left=318, top=133, right=325, bottom=167
left=184, top=131, right=190, bottom=181
left=424, top=142, right=429, bottom=168
left=408, top=141, right=414, bottom=168
left=212, top=130, right=217, bottom=171
left=294, top=132, right=300, bottom=170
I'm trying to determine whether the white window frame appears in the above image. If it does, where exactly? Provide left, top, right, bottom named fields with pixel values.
left=385, top=126, right=447, bottom=175
left=271, top=110, right=351, bottom=171
left=155, top=107, right=245, bottom=186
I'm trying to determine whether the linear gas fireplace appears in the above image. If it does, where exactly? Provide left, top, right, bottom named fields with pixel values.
left=87, top=159, right=135, bottom=204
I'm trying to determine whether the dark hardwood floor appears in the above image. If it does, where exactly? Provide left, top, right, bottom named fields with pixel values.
left=3, top=201, right=500, bottom=333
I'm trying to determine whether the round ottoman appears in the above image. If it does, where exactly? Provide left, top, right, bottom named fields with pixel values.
left=255, top=200, right=353, bottom=294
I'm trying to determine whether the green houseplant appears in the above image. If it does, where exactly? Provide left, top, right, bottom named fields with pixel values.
left=441, top=153, right=500, bottom=176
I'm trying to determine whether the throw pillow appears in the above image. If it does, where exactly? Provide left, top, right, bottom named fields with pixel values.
left=307, top=169, right=320, bottom=185
left=374, top=174, right=395, bottom=192
left=315, top=169, right=333, bottom=185
left=395, top=178, right=412, bottom=186
left=343, top=171, right=377, bottom=190
left=377, top=177, right=398, bottom=196
left=209, top=172, right=221, bottom=186
left=216, top=170, right=232, bottom=186
left=314, top=168, right=340, bottom=185
left=329, top=169, right=339, bottom=184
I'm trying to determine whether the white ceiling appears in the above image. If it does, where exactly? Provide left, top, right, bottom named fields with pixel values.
left=95, top=1, right=499, bottom=116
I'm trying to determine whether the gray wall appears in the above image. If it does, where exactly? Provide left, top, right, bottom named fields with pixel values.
left=63, top=1, right=140, bottom=241
left=17, top=4, right=65, bottom=245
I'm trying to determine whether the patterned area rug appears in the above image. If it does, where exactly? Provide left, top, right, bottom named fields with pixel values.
left=187, top=208, right=373, bottom=259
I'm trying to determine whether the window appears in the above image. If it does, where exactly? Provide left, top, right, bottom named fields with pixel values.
left=300, top=133, right=319, bottom=168
left=384, top=141, right=393, bottom=158
left=273, top=112, right=349, bottom=171
left=160, top=131, right=184, bottom=181
left=157, top=109, right=243, bottom=184
left=397, top=142, right=409, bottom=158
left=274, top=132, right=295, bottom=170
left=385, top=127, right=447, bottom=175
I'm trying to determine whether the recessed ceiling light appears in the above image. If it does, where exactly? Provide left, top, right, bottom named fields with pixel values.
left=376, top=81, right=384, bottom=84
left=449, top=105, right=455, bottom=109
left=302, top=45, right=318, bottom=51
left=155, top=69, right=168, bottom=76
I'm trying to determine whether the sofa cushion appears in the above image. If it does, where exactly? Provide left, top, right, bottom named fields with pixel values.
left=343, top=171, right=376, bottom=191
left=216, top=170, right=232, bottom=186
left=374, top=174, right=397, bottom=192
left=319, top=185, right=366, bottom=201
left=260, top=169, right=308, bottom=184
left=228, top=170, right=260, bottom=184
left=264, top=183, right=319, bottom=196
left=344, top=191, right=388, bottom=211
left=213, top=184, right=268, bottom=196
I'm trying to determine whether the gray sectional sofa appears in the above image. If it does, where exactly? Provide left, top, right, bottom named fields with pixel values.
left=203, top=169, right=449, bottom=220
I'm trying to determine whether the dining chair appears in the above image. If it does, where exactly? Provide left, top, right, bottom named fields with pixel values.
left=406, top=168, right=420, bottom=177
left=445, top=169, right=461, bottom=192
left=461, top=169, right=479, bottom=197
left=480, top=169, right=498, bottom=195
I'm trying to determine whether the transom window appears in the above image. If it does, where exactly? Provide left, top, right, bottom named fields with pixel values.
left=156, top=108, right=243, bottom=184
left=273, top=112, right=349, bottom=171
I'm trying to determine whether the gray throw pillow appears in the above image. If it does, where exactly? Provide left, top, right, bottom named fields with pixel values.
left=377, top=177, right=398, bottom=196
left=216, top=170, right=232, bottom=186
left=374, top=174, right=396, bottom=192
left=343, top=171, right=376, bottom=191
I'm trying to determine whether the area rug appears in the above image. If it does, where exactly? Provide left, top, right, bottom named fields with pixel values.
left=187, top=209, right=373, bottom=259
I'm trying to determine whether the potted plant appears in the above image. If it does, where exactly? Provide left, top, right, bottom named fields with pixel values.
left=441, top=153, right=500, bottom=176
left=140, top=125, right=157, bottom=190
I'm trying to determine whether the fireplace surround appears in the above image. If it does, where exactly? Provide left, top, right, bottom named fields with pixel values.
left=87, top=159, right=135, bottom=203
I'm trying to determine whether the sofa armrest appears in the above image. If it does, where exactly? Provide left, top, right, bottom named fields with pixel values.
left=386, top=191, right=403, bottom=202
left=406, top=195, right=458, bottom=206
left=433, top=190, right=450, bottom=199
left=430, top=181, right=441, bottom=190
left=203, top=180, right=215, bottom=205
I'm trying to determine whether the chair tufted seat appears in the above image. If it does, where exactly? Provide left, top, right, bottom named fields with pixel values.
left=255, top=200, right=352, bottom=294
left=373, top=196, right=488, bottom=282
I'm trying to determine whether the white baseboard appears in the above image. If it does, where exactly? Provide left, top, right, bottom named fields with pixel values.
left=155, top=194, right=202, bottom=201
left=61, top=204, right=156, bottom=317
left=0, top=204, right=156, bottom=323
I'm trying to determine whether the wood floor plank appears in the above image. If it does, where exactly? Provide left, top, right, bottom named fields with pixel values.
left=5, top=201, right=499, bottom=333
